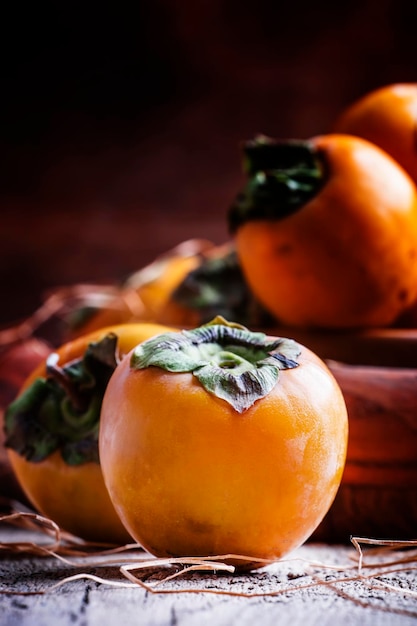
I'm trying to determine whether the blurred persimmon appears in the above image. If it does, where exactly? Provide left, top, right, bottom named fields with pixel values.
left=229, top=134, right=417, bottom=329
left=334, top=83, right=417, bottom=184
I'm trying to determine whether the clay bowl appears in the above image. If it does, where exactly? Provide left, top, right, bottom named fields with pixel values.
left=271, top=326, right=417, bottom=543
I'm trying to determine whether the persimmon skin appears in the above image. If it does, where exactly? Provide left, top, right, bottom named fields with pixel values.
left=99, top=342, right=348, bottom=567
left=73, top=240, right=216, bottom=337
left=8, top=322, right=174, bottom=544
left=235, top=134, right=417, bottom=329
left=8, top=449, right=131, bottom=544
left=75, top=256, right=200, bottom=337
left=334, top=83, right=417, bottom=184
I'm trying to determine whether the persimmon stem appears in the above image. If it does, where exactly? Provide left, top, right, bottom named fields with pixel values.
left=131, top=317, right=301, bottom=413
left=4, top=333, right=120, bottom=465
left=46, top=354, right=87, bottom=413
left=228, top=135, right=326, bottom=233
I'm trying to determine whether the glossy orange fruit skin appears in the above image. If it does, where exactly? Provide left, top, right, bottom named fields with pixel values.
left=8, top=322, right=174, bottom=544
left=235, top=134, right=417, bottom=329
left=334, top=83, right=417, bottom=184
left=99, top=341, right=348, bottom=567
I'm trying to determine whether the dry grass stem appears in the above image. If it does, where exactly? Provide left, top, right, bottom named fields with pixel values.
left=1, top=505, right=416, bottom=618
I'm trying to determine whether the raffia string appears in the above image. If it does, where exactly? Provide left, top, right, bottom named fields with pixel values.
left=0, top=505, right=143, bottom=561
left=0, top=237, right=215, bottom=349
left=1, top=504, right=416, bottom=618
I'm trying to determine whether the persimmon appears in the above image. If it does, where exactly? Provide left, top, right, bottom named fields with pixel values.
left=229, top=134, right=417, bottom=329
left=4, top=322, right=174, bottom=543
left=99, top=317, right=348, bottom=569
left=156, top=242, right=273, bottom=328
left=334, top=83, right=417, bottom=184
left=0, top=337, right=51, bottom=502
left=70, top=240, right=216, bottom=336
left=71, top=240, right=271, bottom=335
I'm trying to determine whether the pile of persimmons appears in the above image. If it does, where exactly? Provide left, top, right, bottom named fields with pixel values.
left=2, top=83, right=417, bottom=569
left=63, top=83, right=417, bottom=336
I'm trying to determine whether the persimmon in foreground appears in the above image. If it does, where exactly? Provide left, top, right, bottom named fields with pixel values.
left=99, top=317, right=348, bottom=569
left=4, top=322, right=174, bottom=544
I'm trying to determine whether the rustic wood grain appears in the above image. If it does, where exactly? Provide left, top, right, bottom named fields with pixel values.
left=314, top=361, right=417, bottom=542
left=1, top=5, right=417, bottom=621
left=0, top=525, right=416, bottom=626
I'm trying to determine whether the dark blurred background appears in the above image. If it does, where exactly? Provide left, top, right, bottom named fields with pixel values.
left=1, top=0, right=417, bottom=326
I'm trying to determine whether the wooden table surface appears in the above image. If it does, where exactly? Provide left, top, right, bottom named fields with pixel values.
left=2, top=186, right=417, bottom=626
left=1, top=199, right=417, bottom=624
left=2, top=14, right=417, bottom=620
left=1, top=521, right=416, bottom=626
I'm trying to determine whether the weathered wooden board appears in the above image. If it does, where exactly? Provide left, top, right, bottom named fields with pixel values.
left=0, top=525, right=416, bottom=626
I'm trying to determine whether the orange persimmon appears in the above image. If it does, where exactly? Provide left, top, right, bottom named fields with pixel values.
left=334, top=83, right=417, bottom=184
left=71, top=239, right=270, bottom=335
left=4, top=322, right=174, bottom=543
left=228, top=134, right=417, bottom=329
left=99, top=318, right=348, bottom=569
left=71, top=240, right=213, bottom=337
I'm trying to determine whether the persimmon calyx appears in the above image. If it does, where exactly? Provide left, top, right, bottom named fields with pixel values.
left=228, top=135, right=326, bottom=233
left=130, top=317, right=300, bottom=413
left=4, top=333, right=120, bottom=465
left=171, top=246, right=274, bottom=326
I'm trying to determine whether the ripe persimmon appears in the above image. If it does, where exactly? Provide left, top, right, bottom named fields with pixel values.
left=70, top=240, right=271, bottom=335
left=334, top=83, right=417, bottom=184
left=99, top=318, right=348, bottom=569
left=70, top=241, right=210, bottom=337
left=229, top=134, right=417, bottom=329
left=4, top=322, right=174, bottom=543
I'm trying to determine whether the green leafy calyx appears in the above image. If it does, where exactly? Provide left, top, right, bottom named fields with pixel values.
left=131, top=316, right=301, bottom=412
left=4, top=333, right=120, bottom=465
left=228, top=135, right=326, bottom=232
